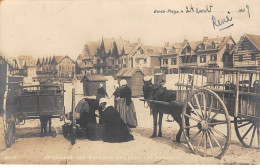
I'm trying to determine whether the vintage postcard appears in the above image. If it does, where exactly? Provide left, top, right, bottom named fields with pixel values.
left=0, top=0, right=260, bottom=165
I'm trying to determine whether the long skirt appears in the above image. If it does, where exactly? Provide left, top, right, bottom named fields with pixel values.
left=117, top=98, right=138, bottom=127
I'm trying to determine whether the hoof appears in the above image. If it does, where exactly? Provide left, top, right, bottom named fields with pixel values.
left=158, top=133, right=162, bottom=137
left=150, top=134, right=156, bottom=138
left=176, top=139, right=181, bottom=143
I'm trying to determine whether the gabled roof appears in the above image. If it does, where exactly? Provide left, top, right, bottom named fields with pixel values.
left=142, top=45, right=164, bottom=56
left=245, top=34, right=260, bottom=51
left=115, top=68, right=144, bottom=78
left=16, top=56, right=36, bottom=68
left=52, top=56, right=63, bottom=64
left=196, top=36, right=235, bottom=52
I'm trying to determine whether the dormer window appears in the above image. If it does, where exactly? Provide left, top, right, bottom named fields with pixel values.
left=201, top=44, right=205, bottom=50
left=212, top=42, right=215, bottom=49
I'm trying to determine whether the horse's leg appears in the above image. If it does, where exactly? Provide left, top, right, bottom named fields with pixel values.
left=172, top=112, right=182, bottom=143
left=185, top=109, right=191, bottom=138
left=158, top=112, right=163, bottom=137
left=40, top=122, right=44, bottom=136
left=49, top=117, right=52, bottom=133
left=151, top=108, right=158, bottom=138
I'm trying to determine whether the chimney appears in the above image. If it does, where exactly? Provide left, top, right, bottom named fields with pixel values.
left=203, top=37, right=208, bottom=42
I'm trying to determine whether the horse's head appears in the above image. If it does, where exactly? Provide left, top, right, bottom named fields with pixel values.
left=143, top=78, right=153, bottom=99
left=143, top=79, right=161, bottom=99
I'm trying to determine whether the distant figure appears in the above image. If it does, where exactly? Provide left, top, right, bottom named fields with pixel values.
left=39, top=115, right=52, bottom=137
left=117, top=79, right=138, bottom=128
left=99, top=98, right=134, bottom=143
left=96, top=83, right=108, bottom=100
left=112, top=84, right=120, bottom=109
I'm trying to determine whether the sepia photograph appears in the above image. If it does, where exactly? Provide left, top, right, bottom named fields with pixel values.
left=0, top=0, right=260, bottom=165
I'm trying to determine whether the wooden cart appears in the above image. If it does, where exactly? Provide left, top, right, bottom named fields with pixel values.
left=1, top=66, right=65, bottom=148
left=143, top=67, right=260, bottom=158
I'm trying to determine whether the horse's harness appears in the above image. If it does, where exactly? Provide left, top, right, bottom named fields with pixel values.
left=143, top=84, right=161, bottom=109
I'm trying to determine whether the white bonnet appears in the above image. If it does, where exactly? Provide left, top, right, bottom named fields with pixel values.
left=120, top=79, right=127, bottom=86
left=99, top=98, right=107, bottom=105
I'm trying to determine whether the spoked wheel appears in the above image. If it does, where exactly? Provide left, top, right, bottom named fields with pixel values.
left=3, top=90, right=16, bottom=148
left=182, top=89, right=231, bottom=159
left=234, top=117, right=260, bottom=149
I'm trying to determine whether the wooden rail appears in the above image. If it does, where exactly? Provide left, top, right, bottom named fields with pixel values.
left=139, top=99, right=184, bottom=106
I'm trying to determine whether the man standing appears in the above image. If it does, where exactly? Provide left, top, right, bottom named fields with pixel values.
left=96, top=83, right=108, bottom=100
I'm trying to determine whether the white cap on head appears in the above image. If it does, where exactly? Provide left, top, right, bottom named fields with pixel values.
left=99, top=98, right=107, bottom=105
left=99, top=83, right=103, bottom=87
left=120, top=79, right=127, bottom=86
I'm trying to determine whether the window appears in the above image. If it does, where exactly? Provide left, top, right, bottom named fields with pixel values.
left=201, top=44, right=205, bottom=50
left=200, top=55, right=206, bottom=63
left=136, top=59, right=139, bottom=64
left=210, top=54, right=217, bottom=61
left=191, top=55, right=197, bottom=62
left=251, top=54, right=256, bottom=61
left=226, top=44, right=230, bottom=51
left=239, top=55, right=243, bottom=62
left=212, top=42, right=215, bottom=49
left=144, top=59, right=147, bottom=63
left=163, top=59, right=168, bottom=64
left=171, top=58, right=176, bottom=65
left=97, top=59, right=100, bottom=64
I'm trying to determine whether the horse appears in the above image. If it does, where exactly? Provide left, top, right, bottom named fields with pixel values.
left=143, top=79, right=190, bottom=143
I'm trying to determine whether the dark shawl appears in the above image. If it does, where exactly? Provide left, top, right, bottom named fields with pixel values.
left=96, top=87, right=108, bottom=100
left=102, top=106, right=134, bottom=143
left=119, top=85, right=132, bottom=106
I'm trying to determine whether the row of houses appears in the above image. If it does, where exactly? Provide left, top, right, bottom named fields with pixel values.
left=76, top=34, right=260, bottom=77
left=0, top=55, right=76, bottom=82
left=1, top=33, right=259, bottom=82
left=160, top=34, right=260, bottom=74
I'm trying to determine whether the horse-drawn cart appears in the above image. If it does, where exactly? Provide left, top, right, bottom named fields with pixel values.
left=1, top=66, right=65, bottom=148
left=142, top=67, right=260, bottom=158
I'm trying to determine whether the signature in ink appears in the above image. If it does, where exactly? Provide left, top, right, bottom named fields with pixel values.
left=212, top=12, right=233, bottom=31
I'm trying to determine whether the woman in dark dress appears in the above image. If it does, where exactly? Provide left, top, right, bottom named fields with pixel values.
left=96, top=83, right=108, bottom=123
left=99, top=98, right=134, bottom=143
left=117, top=79, right=138, bottom=128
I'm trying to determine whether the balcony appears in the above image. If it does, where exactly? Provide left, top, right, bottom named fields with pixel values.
left=207, top=60, right=218, bottom=65
left=234, top=60, right=259, bottom=67
left=94, top=62, right=107, bottom=67
left=179, top=62, right=198, bottom=67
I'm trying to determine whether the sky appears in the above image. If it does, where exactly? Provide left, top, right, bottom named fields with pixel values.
left=0, top=0, right=260, bottom=60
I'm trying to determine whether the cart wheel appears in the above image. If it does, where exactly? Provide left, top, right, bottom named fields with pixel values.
left=182, top=89, right=231, bottom=159
left=234, top=117, right=260, bottom=149
left=3, top=90, right=16, bottom=148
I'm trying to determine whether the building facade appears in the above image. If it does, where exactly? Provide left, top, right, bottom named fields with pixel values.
left=160, top=36, right=236, bottom=74
left=232, top=34, right=260, bottom=69
left=76, top=37, right=163, bottom=76
left=37, top=56, right=76, bottom=81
